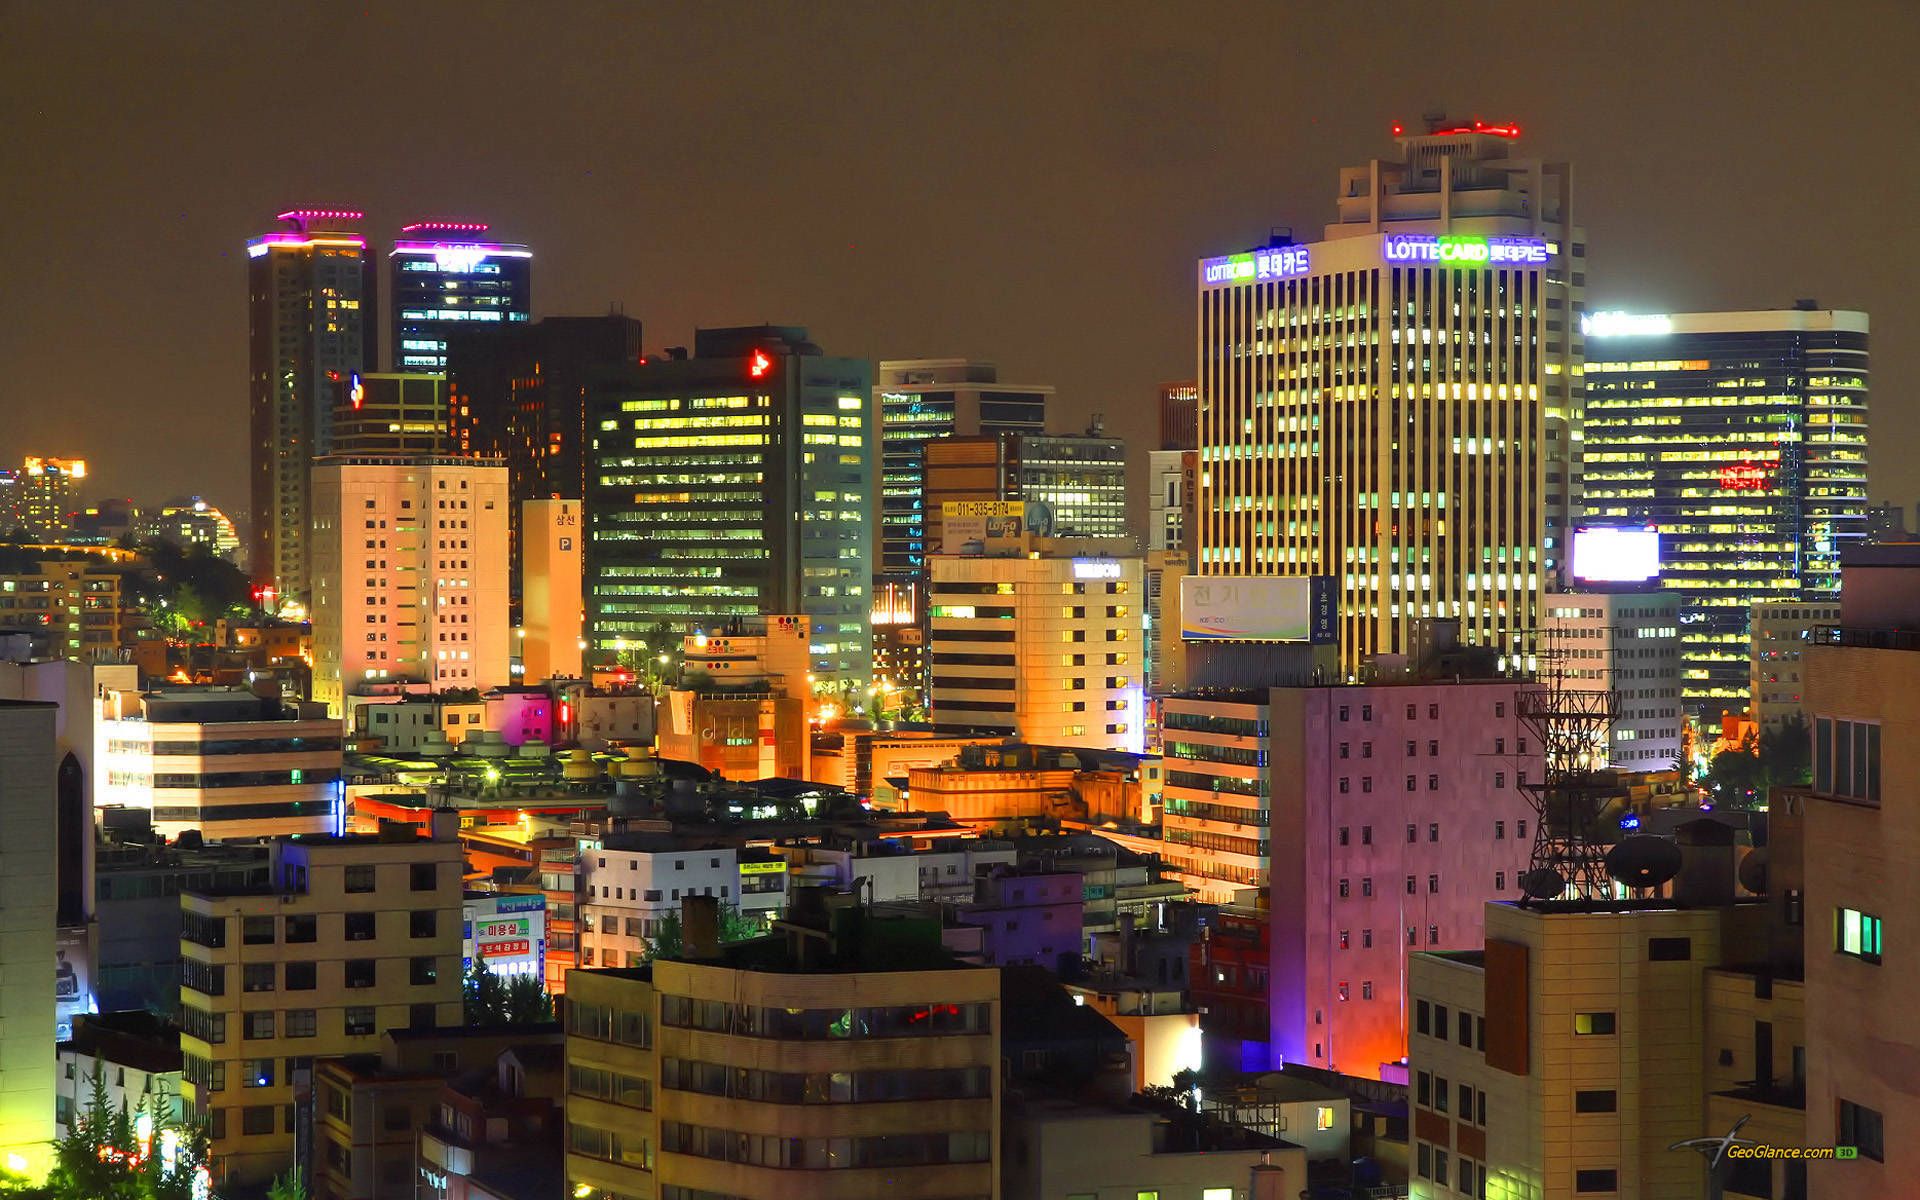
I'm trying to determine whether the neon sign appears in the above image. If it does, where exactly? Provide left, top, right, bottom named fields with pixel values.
left=749, top=349, right=774, bottom=378
left=433, top=245, right=489, bottom=274
left=1719, top=461, right=1775, bottom=491
left=349, top=373, right=364, bottom=409
left=1073, top=559, right=1123, bottom=580
left=1581, top=311, right=1674, bottom=337
left=1199, top=245, right=1311, bottom=287
left=1382, top=234, right=1549, bottom=265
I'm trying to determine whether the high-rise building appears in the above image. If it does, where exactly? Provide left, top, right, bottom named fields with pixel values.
left=310, top=382, right=510, bottom=714
left=924, top=431, right=1129, bottom=544
left=1542, top=592, right=1683, bottom=769
left=928, top=539, right=1144, bottom=752
left=1866, top=500, right=1910, bottom=543
left=178, top=825, right=465, bottom=1189
left=388, top=221, right=531, bottom=372
left=1582, top=307, right=1870, bottom=721
left=247, top=209, right=377, bottom=605
left=563, top=896, right=999, bottom=1200
left=874, top=360, right=1050, bottom=577
left=520, top=498, right=584, bottom=682
left=3, top=457, right=87, bottom=540
left=140, top=498, right=242, bottom=561
left=1198, top=121, right=1580, bottom=672
left=1159, top=381, right=1199, bottom=451
left=585, top=326, right=874, bottom=688
left=1160, top=677, right=1539, bottom=1075
left=324, top=372, right=448, bottom=454
left=0, top=558, right=144, bottom=662
left=1749, top=597, right=1839, bottom=734
left=1794, top=545, right=1918, bottom=1197
left=0, top=700, right=58, bottom=1181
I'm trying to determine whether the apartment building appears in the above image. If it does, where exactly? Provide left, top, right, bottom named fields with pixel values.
left=564, top=896, right=1000, bottom=1200
left=178, top=823, right=465, bottom=1188
left=1749, top=599, right=1840, bottom=735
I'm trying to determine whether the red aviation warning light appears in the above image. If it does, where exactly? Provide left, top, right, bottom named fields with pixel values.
left=748, top=349, right=774, bottom=379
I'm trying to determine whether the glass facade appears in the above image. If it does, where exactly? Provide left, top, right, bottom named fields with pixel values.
left=388, top=240, right=532, bottom=371
left=587, top=329, right=874, bottom=687
left=878, top=384, right=1046, bottom=574
left=1582, top=313, right=1868, bottom=719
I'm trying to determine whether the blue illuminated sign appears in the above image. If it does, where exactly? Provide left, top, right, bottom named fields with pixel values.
left=1620, top=815, right=1641, bottom=831
left=1199, top=245, right=1311, bottom=287
left=1382, top=233, right=1549, bottom=265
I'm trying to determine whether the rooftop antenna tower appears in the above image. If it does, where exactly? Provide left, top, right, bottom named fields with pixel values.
left=1517, top=622, right=1619, bottom=902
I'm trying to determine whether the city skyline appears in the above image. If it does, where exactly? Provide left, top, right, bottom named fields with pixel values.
left=4, top=3, right=1917, bottom=519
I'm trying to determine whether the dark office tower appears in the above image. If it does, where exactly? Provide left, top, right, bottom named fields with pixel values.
left=923, top=431, right=1130, bottom=542
left=247, top=208, right=376, bottom=604
left=587, top=326, right=875, bottom=688
left=444, top=315, right=643, bottom=610
left=1159, top=381, right=1199, bottom=451
left=1582, top=306, right=1869, bottom=721
left=388, top=221, right=531, bottom=372
left=874, top=360, right=1051, bottom=576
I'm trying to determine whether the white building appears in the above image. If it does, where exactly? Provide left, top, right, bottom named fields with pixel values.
left=1542, top=592, right=1684, bottom=768
left=929, top=539, right=1144, bottom=752
left=1750, top=598, right=1839, bottom=734
left=574, top=839, right=789, bottom=971
left=1147, top=449, right=1190, bottom=555
left=55, top=1015, right=182, bottom=1140
left=310, top=456, right=510, bottom=716
left=0, top=700, right=57, bottom=1179
left=96, top=686, right=341, bottom=840
left=782, top=839, right=1017, bottom=903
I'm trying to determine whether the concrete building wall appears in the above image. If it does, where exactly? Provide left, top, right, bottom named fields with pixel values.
left=0, top=703, right=57, bottom=1179
left=520, top=498, right=583, bottom=683
left=1749, top=599, right=1838, bottom=734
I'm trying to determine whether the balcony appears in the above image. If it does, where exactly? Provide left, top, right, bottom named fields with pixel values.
left=1809, top=625, right=1920, bottom=653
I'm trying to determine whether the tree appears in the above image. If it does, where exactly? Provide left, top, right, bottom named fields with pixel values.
left=465, top=960, right=554, bottom=1026
left=1706, top=714, right=1814, bottom=810
left=643, top=905, right=764, bottom=961
left=266, top=1169, right=309, bottom=1200
left=34, top=1071, right=206, bottom=1200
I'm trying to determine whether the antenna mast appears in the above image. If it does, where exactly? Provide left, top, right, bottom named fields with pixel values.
left=1517, top=622, right=1620, bottom=902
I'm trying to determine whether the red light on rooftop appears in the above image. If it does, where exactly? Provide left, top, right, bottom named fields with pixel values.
left=1427, top=120, right=1522, bottom=138
left=748, top=349, right=774, bottom=379
left=1391, top=121, right=1404, bottom=136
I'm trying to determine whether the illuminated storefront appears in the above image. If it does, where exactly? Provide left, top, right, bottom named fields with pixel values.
left=1582, top=308, right=1869, bottom=720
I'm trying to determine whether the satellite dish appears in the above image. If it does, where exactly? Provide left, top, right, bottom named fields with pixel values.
left=1738, top=847, right=1769, bottom=896
left=1604, top=837, right=1683, bottom=890
left=1520, top=868, right=1566, bottom=900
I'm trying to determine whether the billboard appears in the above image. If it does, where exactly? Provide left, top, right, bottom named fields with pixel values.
left=940, top=500, right=1025, bottom=550
left=1180, top=576, right=1336, bottom=643
left=1571, top=526, right=1660, bottom=584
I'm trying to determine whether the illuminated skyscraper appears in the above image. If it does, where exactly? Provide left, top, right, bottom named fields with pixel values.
left=875, top=360, right=1050, bottom=576
left=246, top=209, right=377, bottom=604
left=1197, top=121, right=1580, bottom=670
left=586, top=326, right=875, bottom=688
left=388, top=221, right=531, bottom=372
left=1581, top=307, right=1869, bottom=720
left=3, top=457, right=86, bottom=541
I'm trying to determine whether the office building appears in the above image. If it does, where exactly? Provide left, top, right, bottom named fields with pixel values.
left=563, top=895, right=999, bottom=1200
left=3, top=456, right=86, bottom=540
left=1161, top=677, right=1539, bottom=1076
left=310, top=383, right=511, bottom=714
left=324, top=372, right=449, bottom=454
left=247, top=209, right=377, bottom=604
left=96, top=685, right=342, bottom=839
left=388, top=221, right=531, bottom=372
left=924, top=431, right=1129, bottom=544
left=874, top=359, right=1050, bottom=577
left=655, top=614, right=812, bottom=779
left=0, top=558, right=144, bottom=661
left=93, top=838, right=269, bottom=1016
left=0, top=701, right=57, bottom=1181
left=1749, top=598, right=1839, bottom=735
left=140, top=497, right=242, bottom=561
left=927, top=540, right=1144, bottom=752
left=1159, top=380, right=1199, bottom=451
left=585, top=325, right=874, bottom=688
left=1583, top=307, right=1870, bottom=720
left=869, top=576, right=927, bottom=708
left=179, top=824, right=465, bottom=1189
left=1542, top=592, right=1683, bottom=769
left=1794, top=546, right=1918, bottom=1197
left=1197, top=121, right=1581, bottom=671
left=446, top=315, right=643, bottom=605
left=520, top=498, right=583, bottom=682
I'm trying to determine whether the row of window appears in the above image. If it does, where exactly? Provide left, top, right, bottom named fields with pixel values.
left=184, top=909, right=438, bottom=948
left=660, top=1058, right=991, bottom=1105
left=181, top=956, right=441, bottom=996
left=660, top=996, right=992, bottom=1040
left=658, top=1121, right=990, bottom=1170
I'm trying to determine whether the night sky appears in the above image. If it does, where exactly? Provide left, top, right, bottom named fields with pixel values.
left=5, top=1, right=1917, bottom=523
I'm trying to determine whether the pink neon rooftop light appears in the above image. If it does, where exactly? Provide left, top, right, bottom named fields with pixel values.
left=401, top=221, right=490, bottom=233
left=276, top=209, right=364, bottom=221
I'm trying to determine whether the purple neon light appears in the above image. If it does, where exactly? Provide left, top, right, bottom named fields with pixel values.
left=275, top=208, right=363, bottom=221
left=389, top=240, right=532, bottom=257
left=249, top=232, right=368, bottom=250
left=401, top=221, right=490, bottom=233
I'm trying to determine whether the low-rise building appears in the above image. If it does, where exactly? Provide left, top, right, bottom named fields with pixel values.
left=97, top=684, right=343, bottom=839
left=904, top=741, right=1156, bottom=826
left=0, top=557, right=144, bottom=661
left=55, top=1011, right=182, bottom=1140
left=179, top=822, right=466, bottom=1189
left=953, top=865, right=1082, bottom=971
left=564, top=894, right=1001, bottom=1200
left=1003, top=1094, right=1303, bottom=1200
